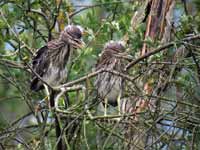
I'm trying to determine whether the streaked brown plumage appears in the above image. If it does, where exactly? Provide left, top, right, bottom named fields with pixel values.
left=95, top=41, right=126, bottom=107
left=30, top=25, right=85, bottom=91
left=30, top=25, right=85, bottom=150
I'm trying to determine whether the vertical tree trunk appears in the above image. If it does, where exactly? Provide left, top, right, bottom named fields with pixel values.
left=128, top=0, right=175, bottom=149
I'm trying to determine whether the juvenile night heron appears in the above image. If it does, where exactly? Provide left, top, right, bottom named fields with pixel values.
left=30, top=25, right=85, bottom=150
left=95, top=41, right=128, bottom=116
left=30, top=25, right=85, bottom=106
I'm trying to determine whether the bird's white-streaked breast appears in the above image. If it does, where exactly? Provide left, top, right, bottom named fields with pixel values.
left=97, top=72, right=122, bottom=102
left=43, top=63, right=67, bottom=86
left=95, top=60, right=122, bottom=102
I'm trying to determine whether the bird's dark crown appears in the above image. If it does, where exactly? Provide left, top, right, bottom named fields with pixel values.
left=104, top=41, right=125, bottom=53
left=64, top=25, right=83, bottom=39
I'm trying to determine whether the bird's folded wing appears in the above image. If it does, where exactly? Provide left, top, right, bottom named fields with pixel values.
left=30, top=46, right=49, bottom=91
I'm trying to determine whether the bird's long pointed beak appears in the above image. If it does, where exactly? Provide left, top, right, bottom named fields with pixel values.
left=83, top=30, right=89, bottom=35
left=73, top=39, right=85, bottom=49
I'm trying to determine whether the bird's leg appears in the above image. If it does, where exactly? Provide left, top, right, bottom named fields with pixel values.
left=44, top=84, right=50, bottom=97
left=44, top=84, right=50, bottom=107
left=54, top=89, right=65, bottom=110
left=117, top=92, right=121, bottom=116
left=55, top=92, right=63, bottom=110
left=54, top=94, right=61, bottom=110
left=104, top=97, right=108, bottom=116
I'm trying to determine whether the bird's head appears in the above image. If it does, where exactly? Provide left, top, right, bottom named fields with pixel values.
left=98, top=41, right=133, bottom=64
left=102, top=41, right=132, bottom=59
left=62, top=25, right=85, bottom=49
left=104, top=41, right=126, bottom=53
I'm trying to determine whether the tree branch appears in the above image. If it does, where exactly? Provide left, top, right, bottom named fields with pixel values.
left=125, top=34, right=200, bottom=70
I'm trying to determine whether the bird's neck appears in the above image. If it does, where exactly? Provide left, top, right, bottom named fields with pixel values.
left=51, top=44, right=72, bottom=68
left=61, top=44, right=72, bottom=68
